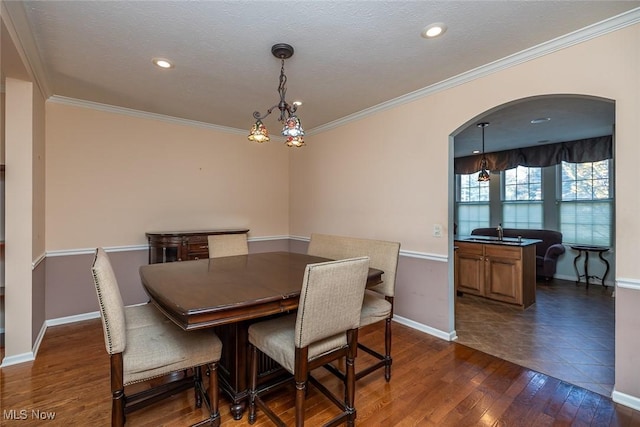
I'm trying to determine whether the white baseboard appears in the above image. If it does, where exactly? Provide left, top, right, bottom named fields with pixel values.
left=46, top=311, right=101, bottom=327
left=0, top=351, right=35, bottom=367
left=612, top=389, right=640, bottom=411
left=393, top=315, right=455, bottom=341
left=553, top=272, right=616, bottom=288
left=31, top=321, right=47, bottom=361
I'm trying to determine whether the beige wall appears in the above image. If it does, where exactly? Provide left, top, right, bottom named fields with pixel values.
left=45, top=103, right=290, bottom=250
left=291, top=24, right=640, bottom=398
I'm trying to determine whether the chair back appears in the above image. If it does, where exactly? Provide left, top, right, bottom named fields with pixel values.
left=91, top=248, right=126, bottom=355
left=208, top=233, right=249, bottom=258
left=295, top=257, right=369, bottom=349
left=308, top=233, right=400, bottom=297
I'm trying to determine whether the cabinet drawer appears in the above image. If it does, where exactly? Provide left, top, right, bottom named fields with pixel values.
left=188, top=242, right=209, bottom=253
left=186, top=235, right=209, bottom=257
left=485, top=245, right=521, bottom=260
left=455, top=242, right=484, bottom=256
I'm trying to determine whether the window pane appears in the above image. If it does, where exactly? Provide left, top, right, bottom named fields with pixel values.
left=559, top=160, right=612, bottom=246
left=504, top=166, right=542, bottom=201
left=561, top=160, right=609, bottom=201
left=503, top=166, right=543, bottom=229
left=458, top=171, right=489, bottom=202
left=457, top=204, right=490, bottom=236
left=457, top=171, right=490, bottom=236
left=503, top=202, right=543, bottom=229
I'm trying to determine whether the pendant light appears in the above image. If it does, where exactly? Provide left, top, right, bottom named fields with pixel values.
left=477, top=122, right=490, bottom=182
left=248, top=43, right=305, bottom=147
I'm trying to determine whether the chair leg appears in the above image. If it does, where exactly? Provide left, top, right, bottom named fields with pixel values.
left=345, top=330, right=357, bottom=426
left=208, top=363, right=220, bottom=427
left=111, top=353, right=125, bottom=427
left=248, top=344, right=258, bottom=425
left=384, top=317, right=392, bottom=382
left=294, top=347, right=309, bottom=427
left=112, top=389, right=125, bottom=427
left=294, top=377, right=308, bottom=427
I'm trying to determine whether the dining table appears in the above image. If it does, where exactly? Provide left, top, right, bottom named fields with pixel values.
left=139, top=251, right=383, bottom=420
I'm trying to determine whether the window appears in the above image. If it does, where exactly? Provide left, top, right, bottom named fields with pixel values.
left=456, top=172, right=490, bottom=236
left=502, top=166, right=543, bottom=229
left=559, top=160, right=612, bottom=246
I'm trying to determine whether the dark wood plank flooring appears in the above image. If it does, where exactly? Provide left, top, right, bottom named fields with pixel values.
left=1, top=318, right=639, bottom=426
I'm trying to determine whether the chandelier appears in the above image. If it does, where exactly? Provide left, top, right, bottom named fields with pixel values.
left=477, top=122, right=490, bottom=182
left=248, top=43, right=305, bottom=147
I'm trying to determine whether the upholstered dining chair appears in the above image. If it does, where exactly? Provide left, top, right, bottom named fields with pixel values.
left=91, top=248, right=223, bottom=427
left=307, top=233, right=401, bottom=382
left=208, top=233, right=249, bottom=258
left=248, top=257, right=370, bottom=427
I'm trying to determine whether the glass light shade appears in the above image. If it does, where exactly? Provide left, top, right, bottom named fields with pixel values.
left=248, top=120, right=270, bottom=143
left=285, top=135, right=305, bottom=147
left=281, top=115, right=305, bottom=138
left=478, top=158, right=490, bottom=182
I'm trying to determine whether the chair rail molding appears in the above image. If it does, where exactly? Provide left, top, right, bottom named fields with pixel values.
left=616, top=278, right=640, bottom=291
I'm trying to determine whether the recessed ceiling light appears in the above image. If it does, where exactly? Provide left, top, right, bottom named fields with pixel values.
left=531, top=117, right=551, bottom=124
left=421, top=23, right=447, bottom=39
left=472, top=150, right=481, bottom=154
left=152, top=58, right=174, bottom=69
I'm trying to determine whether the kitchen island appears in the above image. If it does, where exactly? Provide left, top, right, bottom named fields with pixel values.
left=455, top=235, right=540, bottom=309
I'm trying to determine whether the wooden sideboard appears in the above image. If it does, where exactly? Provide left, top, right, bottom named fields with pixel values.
left=146, top=229, right=249, bottom=264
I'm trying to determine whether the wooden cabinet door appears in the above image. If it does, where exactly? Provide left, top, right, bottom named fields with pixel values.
left=484, top=245, right=522, bottom=305
left=455, top=243, right=485, bottom=296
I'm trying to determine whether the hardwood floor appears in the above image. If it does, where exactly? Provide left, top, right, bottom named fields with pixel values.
left=2, top=318, right=640, bottom=426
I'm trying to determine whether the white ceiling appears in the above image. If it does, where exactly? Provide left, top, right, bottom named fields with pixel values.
left=7, top=1, right=640, bottom=156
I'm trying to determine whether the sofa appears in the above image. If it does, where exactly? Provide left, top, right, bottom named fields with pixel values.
left=471, top=228, right=566, bottom=280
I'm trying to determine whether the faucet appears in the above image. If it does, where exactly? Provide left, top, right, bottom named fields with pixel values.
left=497, top=223, right=504, bottom=241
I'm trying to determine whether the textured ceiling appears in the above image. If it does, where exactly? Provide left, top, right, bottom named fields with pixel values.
left=7, top=1, right=640, bottom=155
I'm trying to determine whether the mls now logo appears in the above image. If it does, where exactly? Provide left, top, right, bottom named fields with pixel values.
left=3, top=409, right=56, bottom=420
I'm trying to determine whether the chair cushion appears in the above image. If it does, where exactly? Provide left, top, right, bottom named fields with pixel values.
left=359, top=292, right=392, bottom=327
left=124, top=303, right=170, bottom=330
left=248, top=314, right=347, bottom=374
left=123, top=321, right=222, bottom=385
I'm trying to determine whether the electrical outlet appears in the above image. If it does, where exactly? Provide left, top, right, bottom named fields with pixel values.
left=433, top=224, right=443, bottom=238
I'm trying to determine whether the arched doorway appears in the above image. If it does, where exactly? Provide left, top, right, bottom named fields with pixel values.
left=451, top=94, right=615, bottom=396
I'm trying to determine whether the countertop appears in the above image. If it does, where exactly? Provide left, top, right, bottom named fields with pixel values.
left=455, top=235, right=541, bottom=247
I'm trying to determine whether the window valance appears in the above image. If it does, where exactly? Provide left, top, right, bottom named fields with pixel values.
left=454, top=135, right=612, bottom=175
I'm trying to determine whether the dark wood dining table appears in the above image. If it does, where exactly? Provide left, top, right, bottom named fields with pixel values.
left=139, top=251, right=383, bottom=419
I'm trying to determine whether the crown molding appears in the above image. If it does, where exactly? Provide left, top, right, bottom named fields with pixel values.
left=48, top=96, right=246, bottom=135
left=1, top=0, right=52, bottom=99
left=309, top=7, right=640, bottom=135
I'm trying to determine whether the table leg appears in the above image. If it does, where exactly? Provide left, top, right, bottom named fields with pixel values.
left=584, top=250, right=590, bottom=289
left=599, top=251, right=610, bottom=288
left=573, top=250, right=582, bottom=285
